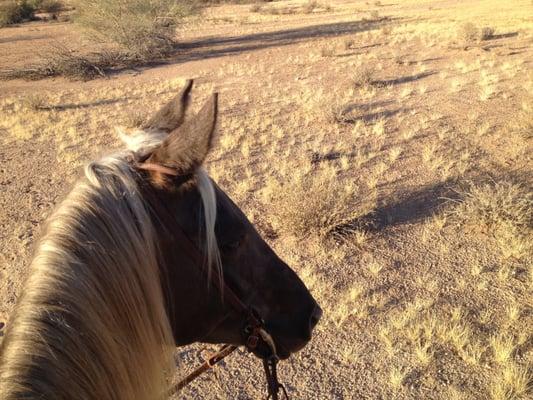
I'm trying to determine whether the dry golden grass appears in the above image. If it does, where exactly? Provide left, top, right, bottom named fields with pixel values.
left=490, top=363, right=532, bottom=400
left=267, top=167, right=377, bottom=240
left=450, top=181, right=532, bottom=260
left=389, top=366, right=406, bottom=390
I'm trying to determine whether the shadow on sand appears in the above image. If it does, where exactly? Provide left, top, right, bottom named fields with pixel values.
left=155, top=18, right=402, bottom=66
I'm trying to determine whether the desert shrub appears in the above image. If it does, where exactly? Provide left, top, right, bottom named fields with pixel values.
left=451, top=181, right=532, bottom=259
left=22, top=93, right=47, bottom=110
left=324, top=94, right=351, bottom=124
left=344, top=37, right=355, bottom=50
left=459, top=22, right=480, bottom=44
left=0, top=45, right=132, bottom=80
left=196, top=0, right=259, bottom=3
left=320, top=43, right=335, bottom=57
left=39, top=0, right=62, bottom=14
left=249, top=3, right=262, bottom=12
left=511, top=110, right=533, bottom=139
left=0, top=1, right=35, bottom=26
left=71, top=0, right=197, bottom=59
left=258, top=5, right=295, bottom=15
left=353, top=66, right=375, bottom=87
left=309, top=86, right=354, bottom=124
left=302, top=0, right=318, bottom=13
left=455, top=182, right=532, bottom=230
left=252, top=1, right=330, bottom=15
left=480, top=26, right=495, bottom=40
left=37, top=47, right=113, bottom=79
left=381, top=25, right=392, bottom=36
left=268, top=169, right=377, bottom=240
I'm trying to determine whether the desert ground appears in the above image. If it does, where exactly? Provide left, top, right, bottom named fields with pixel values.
left=0, top=0, right=532, bottom=399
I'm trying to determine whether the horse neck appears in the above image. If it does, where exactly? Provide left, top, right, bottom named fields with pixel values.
left=0, top=162, right=175, bottom=400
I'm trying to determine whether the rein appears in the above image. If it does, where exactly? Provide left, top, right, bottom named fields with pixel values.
left=137, top=162, right=289, bottom=400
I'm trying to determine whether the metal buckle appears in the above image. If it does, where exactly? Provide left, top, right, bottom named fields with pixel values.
left=246, top=334, right=259, bottom=349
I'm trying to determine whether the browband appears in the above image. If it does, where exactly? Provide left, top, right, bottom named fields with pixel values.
left=136, top=162, right=181, bottom=176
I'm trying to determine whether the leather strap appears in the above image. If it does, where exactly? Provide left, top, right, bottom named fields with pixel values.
left=137, top=162, right=181, bottom=176
left=169, top=344, right=237, bottom=396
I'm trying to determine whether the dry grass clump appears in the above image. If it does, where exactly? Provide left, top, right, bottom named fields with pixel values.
left=30, top=0, right=63, bottom=13
left=353, top=66, right=375, bottom=88
left=362, top=10, right=387, bottom=22
left=315, top=87, right=353, bottom=124
left=389, top=366, right=406, bottom=390
left=453, top=181, right=532, bottom=231
left=490, top=362, right=532, bottom=400
left=458, top=23, right=495, bottom=45
left=320, top=43, right=336, bottom=57
left=510, top=110, right=533, bottom=139
left=481, top=26, right=495, bottom=40
left=0, top=0, right=35, bottom=26
left=302, top=0, right=331, bottom=14
left=249, top=3, right=262, bottom=13
left=254, top=5, right=295, bottom=15
left=251, top=1, right=331, bottom=15
left=21, top=93, right=47, bottom=110
left=267, top=169, right=377, bottom=240
left=343, top=37, right=356, bottom=50
left=451, top=181, right=532, bottom=260
left=459, top=22, right=480, bottom=44
left=0, top=45, right=134, bottom=80
left=324, top=97, right=348, bottom=123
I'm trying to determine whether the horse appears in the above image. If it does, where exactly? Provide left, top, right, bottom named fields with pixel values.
left=0, top=79, right=321, bottom=399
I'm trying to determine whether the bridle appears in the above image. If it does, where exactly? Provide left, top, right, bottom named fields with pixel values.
left=137, top=162, right=289, bottom=400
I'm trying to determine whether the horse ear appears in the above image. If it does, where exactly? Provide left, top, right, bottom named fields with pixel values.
left=147, top=93, right=218, bottom=176
left=143, top=79, right=194, bottom=133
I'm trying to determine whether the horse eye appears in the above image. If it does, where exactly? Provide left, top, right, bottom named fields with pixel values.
left=220, top=237, right=242, bottom=252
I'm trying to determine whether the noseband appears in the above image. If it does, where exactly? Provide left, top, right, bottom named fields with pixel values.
left=137, top=162, right=288, bottom=400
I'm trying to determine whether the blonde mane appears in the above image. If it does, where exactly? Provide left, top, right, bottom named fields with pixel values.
left=0, top=131, right=220, bottom=399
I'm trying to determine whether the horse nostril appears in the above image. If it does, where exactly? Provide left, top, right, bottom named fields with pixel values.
left=309, top=305, right=322, bottom=331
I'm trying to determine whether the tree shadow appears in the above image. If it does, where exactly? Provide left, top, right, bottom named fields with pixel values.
left=0, top=35, right=47, bottom=44
left=41, top=98, right=125, bottom=111
left=170, top=18, right=401, bottom=63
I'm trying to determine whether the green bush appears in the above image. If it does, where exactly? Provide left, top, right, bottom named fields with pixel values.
left=71, top=0, right=197, bottom=59
left=0, top=1, right=35, bottom=27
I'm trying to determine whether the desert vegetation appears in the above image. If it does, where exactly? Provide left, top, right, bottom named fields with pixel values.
left=70, top=0, right=197, bottom=59
left=0, top=0, right=532, bottom=399
left=0, top=1, right=35, bottom=26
